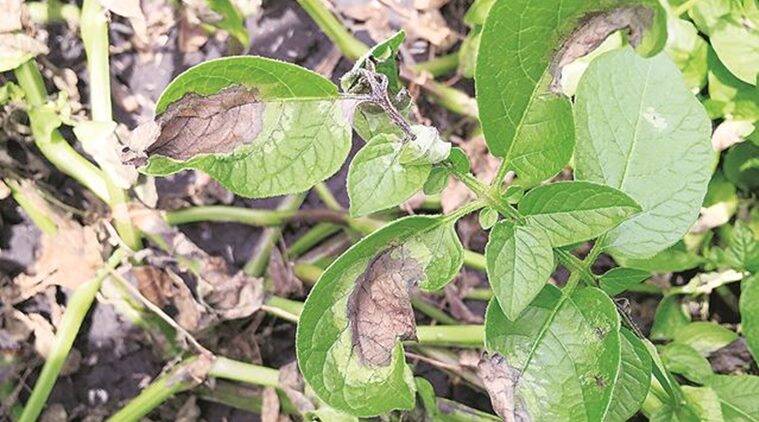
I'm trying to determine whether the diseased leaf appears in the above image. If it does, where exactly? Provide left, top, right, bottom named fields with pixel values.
left=740, top=274, right=759, bottom=364
left=605, top=328, right=652, bottom=422
left=347, top=133, right=431, bottom=217
left=485, top=221, right=554, bottom=320
left=650, top=295, right=691, bottom=341
left=477, top=353, right=528, bottom=421
left=672, top=322, right=739, bottom=356
left=707, top=374, right=759, bottom=421
left=519, top=181, right=641, bottom=247
left=574, top=47, right=714, bottom=259
left=599, top=267, right=651, bottom=296
left=475, top=0, right=666, bottom=184
left=296, top=216, right=462, bottom=417
left=130, top=56, right=354, bottom=199
left=484, top=286, right=621, bottom=421
left=660, top=342, right=713, bottom=384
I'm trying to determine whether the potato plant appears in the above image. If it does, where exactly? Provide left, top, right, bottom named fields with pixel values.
left=3, top=0, right=758, bottom=420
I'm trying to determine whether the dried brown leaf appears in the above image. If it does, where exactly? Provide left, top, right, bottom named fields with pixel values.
left=0, top=0, right=22, bottom=33
left=477, top=353, right=529, bottom=422
left=278, top=361, right=316, bottom=414
left=347, top=248, right=423, bottom=366
left=268, top=246, right=302, bottom=297
left=133, top=266, right=204, bottom=332
left=262, top=386, right=281, bottom=422
left=444, top=284, right=483, bottom=324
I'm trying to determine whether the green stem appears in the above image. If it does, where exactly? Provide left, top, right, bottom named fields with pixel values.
left=288, top=222, right=342, bottom=258
left=20, top=248, right=128, bottom=422
left=5, top=179, right=58, bottom=235
left=413, top=325, right=484, bottom=348
left=209, top=357, right=281, bottom=388
left=243, top=193, right=307, bottom=277
left=411, top=297, right=459, bottom=325
left=313, top=181, right=343, bottom=211
left=262, top=295, right=303, bottom=323
left=14, top=61, right=111, bottom=203
left=421, top=79, right=478, bottom=118
left=295, top=0, right=367, bottom=61
left=413, top=53, right=459, bottom=77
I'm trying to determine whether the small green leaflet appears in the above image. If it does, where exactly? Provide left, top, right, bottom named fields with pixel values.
left=518, top=181, right=641, bottom=247
left=574, top=47, right=714, bottom=260
left=660, top=342, right=714, bottom=384
left=606, top=328, right=652, bottom=422
left=485, top=221, right=554, bottom=320
left=483, top=286, right=621, bottom=421
left=599, top=267, right=651, bottom=296
left=740, top=274, right=759, bottom=363
left=132, top=56, right=354, bottom=199
left=672, top=322, right=738, bottom=356
left=347, top=133, right=431, bottom=217
left=475, top=0, right=666, bottom=185
left=689, top=0, right=759, bottom=85
left=650, top=295, right=691, bottom=341
left=707, top=374, right=759, bottom=420
left=296, top=215, right=463, bottom=417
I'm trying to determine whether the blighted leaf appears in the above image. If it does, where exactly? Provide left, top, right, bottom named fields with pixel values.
left=660, top=342, right=713, bottom=384
left=74, top=120, right=138, bottom=189
left=400, top=125, right=451, bottom=166
left=131, top=56, right=354, bottom=199
left=485, top=221, right=554, bottom=320
left=296, top=216, right=463, bottom=417
left=741, top=274, right=759, bottom=363
left=574, top=47, right=713, bottom=260
left=484, top=286, right=621, bottom=421
left=0, top=33, right=48, bottom=72
left=707, top=374, right=759, bottom=420
left=690, top=0, right=758, bottom=85
left=518, top=181, right=641, bottom=247
left=477, top=353, right=527, bottom=421
left=475, top=0, right=666, bottom=184
left=606, top=328, right=652, bottom=422
left=347, top=133, right=431, bottom=217
left=672, top=322, right=738, bottom=356
left=599, top=267, right=650, bottom=296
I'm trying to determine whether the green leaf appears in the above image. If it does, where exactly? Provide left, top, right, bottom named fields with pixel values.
left=574, top=47, right=714, bottom=260
left=606, top=328, right=652, bottom=422
left=475, top=0, right=666, bottom=184
left=617, top=240, right=704, bottom=273
left=135, top=56, right=353, bottom=198
left=660, top=342, right=714, bottom=384
left=706, top=47, right=759, bottom=121
left=664, top=17, right=708, bottom=92
left=296, top=215, right=462, bottom=417
left=740, top=274, right=759, bottom=364
left=478, top=207, right=498, bottom=230
left=681, top=386, right=725, bottom=422
left=690, top=0, right=759, bottom=85
left=725, top=142, right=759, bottom=191
left=650, top=295, right=691, bottom=341
left=519, top=181, right=642, bottom=247
left=485, top=221, right=554, bottom=320
left=725, top=222, right=759, bottom=272
left=672, top=322, right=738, bottom=356
left=707, top=374, right=759, bottom=421
left=422, top=167, right=449, bottom=195
left=599, top=267, right=651, bottom=296
left=483, top=286, right=621, bottom=420
left=347, top=133, right=431, bottom=217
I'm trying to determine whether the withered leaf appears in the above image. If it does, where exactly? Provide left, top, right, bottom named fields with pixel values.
left=133, top=266, right=203, bottom=332
left=347, top=247, right=423, bottom=366
left=262, top=386, right=281, bottom=422
left=267, top=246, right=302, bottom=297
left=477, top=353, right=529, bottom=422
left=278, top=361, right=316, bottom=414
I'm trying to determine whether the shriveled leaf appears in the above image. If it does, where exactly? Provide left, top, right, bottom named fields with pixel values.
left=650, top=295, right=691, bottom=341
left=400, top=125, right=451, bottom=166
left=706, top=374, right=759, bottom=421
left=296, top=216, right=463, bottom=417
left=347, top=133, right=431, bottom=217
left=672, top=322, right=739, bottom=356
left=475, top=0, right=666, bottom=184
left=673, top=270, right=744, bottom=296
left=606, top=328, right=651, bottom=422
left=519, top=181, right=641, bottom=247
left=484, top=286, right=621, bottom=421
left=485, top=221, right=554, bottom=320
left=74, top=120, right=138, bottom=189
left=661, top=342, right=713, bottom=384
left=0, top=33, right=48, bottom=72
left=740, top=274, right=759, bottom=364
left=574, top=47, right=713, bottom=259
left=130, top=56, right=354, bottom=199
left=477, top=353, right=527, bottom=421
left=599, top=267, right=650, bottom=296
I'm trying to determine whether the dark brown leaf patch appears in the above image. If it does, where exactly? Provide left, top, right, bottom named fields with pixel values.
left=347, top=247, right=424, bottom=366
left=478, top=353, right=530, bottom=422
left=133, top=85, right=264, bottom=162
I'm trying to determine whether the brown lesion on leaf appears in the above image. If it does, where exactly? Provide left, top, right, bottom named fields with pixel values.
left=477, top=353, right=531, bottom=422
left=347, top=247, right=423, bottom=366
left=127, top=85, right=264, bottom=163
left=549, top=5, right=655, bottom=92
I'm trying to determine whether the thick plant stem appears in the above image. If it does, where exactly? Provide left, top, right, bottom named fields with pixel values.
left=413, top=53, right=459, bottom=77
left=80, top=0, right=141, bottom=250
left=5, top=179, right=58, bottom=235
left=413, top=325, right=484, bottom=348
left=209, top=357, right=280, bottom=388
left=19, top=248, right=128, bottom=422
left=244, top=193, right=307, bottom=277
left=288, top=222, right=342, bottom=258
left=14, top=61, right=110, bottom=202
